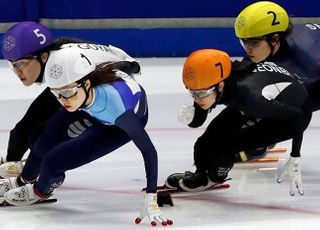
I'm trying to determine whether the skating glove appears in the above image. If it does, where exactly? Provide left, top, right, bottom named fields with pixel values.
left=135, top=193, right=173, bottom=226
left=277, top=157, right=304, bottom=196
left=177, top=104, right=195, bottom=125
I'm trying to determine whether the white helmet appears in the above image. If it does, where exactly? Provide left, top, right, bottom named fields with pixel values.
left=45, top=47, right=96, bottom=88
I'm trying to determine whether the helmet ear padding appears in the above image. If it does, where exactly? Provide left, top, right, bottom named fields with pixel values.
left=235, top=1, right=289, bottom=39
left=2, top=21, right=53, bottom=61
left=182, top=49, right=231, bottom=90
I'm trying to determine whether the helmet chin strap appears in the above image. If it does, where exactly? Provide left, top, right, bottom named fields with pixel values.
left=264, top=41, right=275, bottom=61
left=35, top=56, right=46, bottom=83
left=263, top=34, right=280, bottom=62
left=210, top=86, right=224, bottom=109
left=79, top=83, right=91, bottom=109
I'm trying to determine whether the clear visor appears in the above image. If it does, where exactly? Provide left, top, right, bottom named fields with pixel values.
left=9, top=56, right=37, bottom=70
left=188, top=85, right=216, bottom=99
left=50, top=83, right=82, bottom=99
left=239, top=37, right=266, bottom=49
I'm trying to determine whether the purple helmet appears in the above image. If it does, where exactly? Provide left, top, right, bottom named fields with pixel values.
left=2, top=21, right=54, bottom=61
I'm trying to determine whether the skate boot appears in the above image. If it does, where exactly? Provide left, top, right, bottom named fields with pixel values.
left=0, top=160, right=25, bottom=178
left=178, top=171, right=219, bottom=192
left=267, top=144, right=276, bottom=150
left=165, top=171, right=194, bottom=189
left=4, top=184, right=49, bottom=206
left=234, top=147, right=268, bottom=162
left=0, top=177, right=19, bottom=199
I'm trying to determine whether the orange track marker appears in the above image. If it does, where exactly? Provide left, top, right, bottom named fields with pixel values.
left=249, top=157, right=279, bottom=163
left=267, top=148, right=287, bottom=153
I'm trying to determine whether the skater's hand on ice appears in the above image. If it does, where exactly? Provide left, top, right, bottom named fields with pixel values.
left=277, top=157, right=304, bottom=196
left=135, top=193, right=173, bottom=226
left=177, top=104, right=195, bottom=125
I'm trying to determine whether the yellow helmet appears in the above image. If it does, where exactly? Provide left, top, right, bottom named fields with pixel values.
left=235, top=1, right=289, bottom=39
left=182, top=49, right=231, bottom=90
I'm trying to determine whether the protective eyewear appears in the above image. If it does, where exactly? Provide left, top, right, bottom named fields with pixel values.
left=239, top=37, right=266, bottom=49
left=188, top=86, right=216, bottom=99
left=50, top=83, right=83, bottom=99
left=9, top=56, right=37, bottom=70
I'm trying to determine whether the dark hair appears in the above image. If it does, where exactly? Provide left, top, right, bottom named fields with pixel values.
left=29, top=37, right=89, bottom=59
left=43, top=37, right=90, bottom=53
left=83, top=62, right=124, bottom=87
left=285, top=21, right=293, bottom=37
left=264, top=21, right=293, bottom=45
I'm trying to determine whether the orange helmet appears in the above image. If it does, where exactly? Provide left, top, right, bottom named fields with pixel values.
left=182, top=49, right=231, bottom=90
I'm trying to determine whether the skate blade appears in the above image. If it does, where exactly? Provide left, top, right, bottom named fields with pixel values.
left=208, top=183, right=230, bottom=190
left=175, top=183, right=230, bottom=193
left=144, top=183, right=231, bottom=193
left=141, top=185, right=168, bottom=192
left=0, top=198, right=57, bottom=207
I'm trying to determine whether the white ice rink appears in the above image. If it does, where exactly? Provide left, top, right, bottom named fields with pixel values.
left=0, top=58, right=320, bottom=230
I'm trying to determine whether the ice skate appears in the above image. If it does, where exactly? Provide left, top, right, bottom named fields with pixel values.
left=4, top=184, right=45, bottom=206
left=178, top=171, right=221, bottom=192
left=0, top=177, right=19, bottom=199
left=165, top=171, right=194, bottom=189
left=0, top=160, right=25, bottom=178
left=142, top=170, right=230, bottom=193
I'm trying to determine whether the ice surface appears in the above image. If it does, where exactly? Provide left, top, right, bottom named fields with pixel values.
left=0, top=59, right=319, bottom=230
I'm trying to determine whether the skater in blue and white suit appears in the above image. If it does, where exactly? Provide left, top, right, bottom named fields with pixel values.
left=1, top=47, right=172, bottom=226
